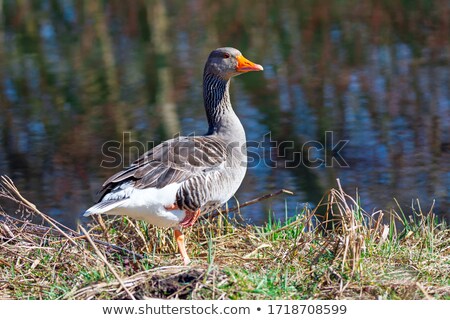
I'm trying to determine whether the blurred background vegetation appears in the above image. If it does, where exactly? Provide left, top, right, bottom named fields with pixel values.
left=0, top=0, right=448, bottom=227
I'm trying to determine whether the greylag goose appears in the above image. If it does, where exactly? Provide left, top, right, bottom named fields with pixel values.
left=84, top=47, right=263, bottom=265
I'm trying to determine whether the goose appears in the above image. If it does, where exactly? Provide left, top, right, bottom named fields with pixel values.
left=84, top=47, right=263, bottom=265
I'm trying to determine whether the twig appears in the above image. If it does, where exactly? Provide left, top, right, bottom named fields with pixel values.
left=49, top=233, right=145, bottom=260
left=416, top=282, right=433, bottom=300
left=1, top=176, right=78, bottom=246
left=80, top=226, right=136, bottom=300
left=206, top=189, right=294, bottom=220
left=0, top=176, right=144, bottom=259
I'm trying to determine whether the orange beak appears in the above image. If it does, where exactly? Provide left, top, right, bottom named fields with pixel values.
left=236, top=55, right=264, bottom=72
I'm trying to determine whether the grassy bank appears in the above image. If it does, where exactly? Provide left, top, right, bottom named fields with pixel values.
left=0, top=177, right=449, bottom=300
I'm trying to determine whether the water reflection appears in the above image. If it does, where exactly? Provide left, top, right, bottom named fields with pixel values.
left=0, top=0, right=448, bottom=228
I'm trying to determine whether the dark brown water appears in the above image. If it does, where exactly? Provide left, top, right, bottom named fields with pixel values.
left=0, top=0, right=448, bottom=228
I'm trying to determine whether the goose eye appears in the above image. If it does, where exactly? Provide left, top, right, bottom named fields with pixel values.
left=223, top=53, right=230, bottom=59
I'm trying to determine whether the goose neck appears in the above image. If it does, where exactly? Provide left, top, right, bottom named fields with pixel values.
left=203, top=73, right=245, bottom=140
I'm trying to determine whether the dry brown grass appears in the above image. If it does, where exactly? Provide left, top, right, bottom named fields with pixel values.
left=0, top=176, right=449, bottom=300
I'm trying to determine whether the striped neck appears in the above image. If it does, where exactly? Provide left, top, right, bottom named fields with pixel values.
left=202, top=71, right=247, bottom=152
left=203, top=72, right=233, bottom=135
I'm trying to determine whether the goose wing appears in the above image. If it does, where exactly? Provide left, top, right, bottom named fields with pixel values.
left=97, top=135, right=229, bottom=201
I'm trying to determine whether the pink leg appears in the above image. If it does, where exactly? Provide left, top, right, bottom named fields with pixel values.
left=165, top=203, right=178, bottom=210
left=165, top=204, right=201, bottom=228
left=174, top=229, right=190, bottom=265
left=179, top=209, right=201, bottom=227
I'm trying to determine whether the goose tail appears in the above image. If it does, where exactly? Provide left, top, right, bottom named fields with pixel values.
left=83, top=199, right=127, bottom=217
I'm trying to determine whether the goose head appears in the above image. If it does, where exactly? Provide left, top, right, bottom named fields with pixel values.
left=204, top=47, right=263, bottom=80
